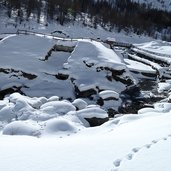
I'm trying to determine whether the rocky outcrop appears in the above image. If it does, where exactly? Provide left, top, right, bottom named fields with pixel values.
left=84, top=117, right=109, bottom=127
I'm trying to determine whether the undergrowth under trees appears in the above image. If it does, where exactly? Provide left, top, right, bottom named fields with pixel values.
left=1, top=0, right=171, bottom=41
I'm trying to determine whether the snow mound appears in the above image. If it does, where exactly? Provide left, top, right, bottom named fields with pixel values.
left=0, top=100, right=9, bottom=110
left=154, top=103, right=171, bottom=113
left=47, top=96, right=60, bottom=102
left=99, top=90, right=119, bottom=100
left=45, top=118, right=76, bottom=134
left=3, top=121, right=40, bottom=136
left=40, top=101, right=76, bottom=115
left=158, top=82, right=171, bottom=93
left=77, top=107, right=108, bottom=127
left=0, top=103, right=15, bottom=122
left=77, top=107, right=108, bottom=119
left=138, top=107, right=158, bottom=114
left=72, top=99, right=87, bottom=110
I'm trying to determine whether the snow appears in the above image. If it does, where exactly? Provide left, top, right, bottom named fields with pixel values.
left=47, top=96, right=59, bottom=102
left=120, top=138, right=171, bottom=171
left=67, top=40, right=131, bottom=94
left=0, top=103, right=15, bottom=122
left=40, top=101, right=76, bottom=115
left=124, top=58, right=156, bottom=74
left=77, top=107, right=108, bottom=119
left=0, top=107, right=171, bottom=171
left=135, top=41, right=171, bottom=56
left=158, top=82, right=171, bottom=93
left=72, top=99, right=88, bottom=110
left=99, top=90, right=119, bottom=100
left=0, top=10, right=171, bottom=171
left=0, top=34, right=75, bottom=98
left=0, top=17, right=154, bottom=44
left=128, top=53, right=162, bottom=71
left=138, top=107, right=158, bottom=114
left=132, top=0, right=171, bottom=12
left=0, top=91, right=171, bottom=170
left=3, top=121, right=40, bottom=136
left=44, top=118, right=77, bottom=134
left=0, top=33, right=135, bottom=108
left=132, top=41, right=171, bottom=66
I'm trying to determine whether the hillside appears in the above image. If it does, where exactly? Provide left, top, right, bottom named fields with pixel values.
left=132, top=0, right=171, bottom=11
left=0, top=0, right=171, bottom=41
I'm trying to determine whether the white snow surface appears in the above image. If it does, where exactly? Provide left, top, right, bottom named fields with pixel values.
left=0, top=93, right=171, bottom=170
left=99, top=90, right=119, bottom=100
left=135, top=41, right=171, bottom=56
left=1, top=93, right=171, bottom=170
left=124, top=58, right=156, bottom=74
left=0, top=34, right=134, bottom=100
left=132, top=0, right=171, bottom=12
left=1, top=14, right=171, bottom=171
left=67, top=40, right=130, bottom=93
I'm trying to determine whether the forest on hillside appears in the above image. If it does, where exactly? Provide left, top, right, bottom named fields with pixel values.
left=1, top=0, right=171, bottom=40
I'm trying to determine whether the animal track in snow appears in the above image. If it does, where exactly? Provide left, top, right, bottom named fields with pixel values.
left=132, top=147, right=140, bottom=153
left=113, top=159, right=122, bottom=167
left=111, top=133, right=171, bottom=171
left=126, top=153, right=133, bottom=160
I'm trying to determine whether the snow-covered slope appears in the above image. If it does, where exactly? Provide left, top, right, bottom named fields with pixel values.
left=132, top=0, right=171, bottom=11
left=0, top=34, right=136, bottom=113
left=1, top=92, right=171, bottom=171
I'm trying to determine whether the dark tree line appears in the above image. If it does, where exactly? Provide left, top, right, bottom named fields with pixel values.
left=1, top=0, right=171, bottom=40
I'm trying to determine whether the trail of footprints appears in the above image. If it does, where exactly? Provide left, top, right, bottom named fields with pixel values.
left=111, top=134, right=171, bottom=171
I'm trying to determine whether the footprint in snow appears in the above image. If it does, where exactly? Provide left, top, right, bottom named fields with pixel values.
left=111, top=169, right=118, bottom=171
left=152, top=140, right=158, bottom=144
left=112, top=133, right=171, bottom=170
left=132, top=147, right=140, bottom=153
left=113, top=159, right=122, bottom=167
left=126, top=153, right=133, bottom=160
left=145, top=144, right=151, bottom=149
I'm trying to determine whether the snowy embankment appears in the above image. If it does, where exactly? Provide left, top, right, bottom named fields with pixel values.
left=132, top=41, right=171, bottom=64
left=0, top=93, right=109, bottom=133
left=1, top=92, right=171, bottom=170
left=0, top=28, right=171, bottom=170
left=124, top=58, right=156, bottom=74
left=0, top=34, right=135, bottom=114
left=128, top=41, right=171, bottom=79
left=132, top=0, right=171, bottom=12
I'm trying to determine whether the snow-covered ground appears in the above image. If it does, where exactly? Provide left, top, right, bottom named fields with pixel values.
left=0, top=11, right=171, bottom=171
left=0, top=33, right=137, bottom=114
left=1, top=93, right=171, bottom=171
left=124, top=59, right=156, bottom=74
left=0, top=13, right=154, bottom=44
left=135, top=41, right=171, bottom=56
left=132, top=0, right=171, bottom=12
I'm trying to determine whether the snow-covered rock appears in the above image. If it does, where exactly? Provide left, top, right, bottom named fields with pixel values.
left=77, top=107, right=109, bottom=127
left=158, top=82, right=171, bottom=93
left=99, top=90, right=119, bottom=100
left=0, top=103, right=15, bottom=122
left=44, top=118, right=76, bottom=134
left=154, top=102, right=171, bottom=113
left=40, top=101, right=76, bottom=115
left=47, top=96, right=60, bottom=102
left=3, top=121, right=40, bottom=136
left=138, top=107, right=158, bottom=114
left=72, top=99, right=88, bottom=110
left=0, top=34, right=136, bottom=112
